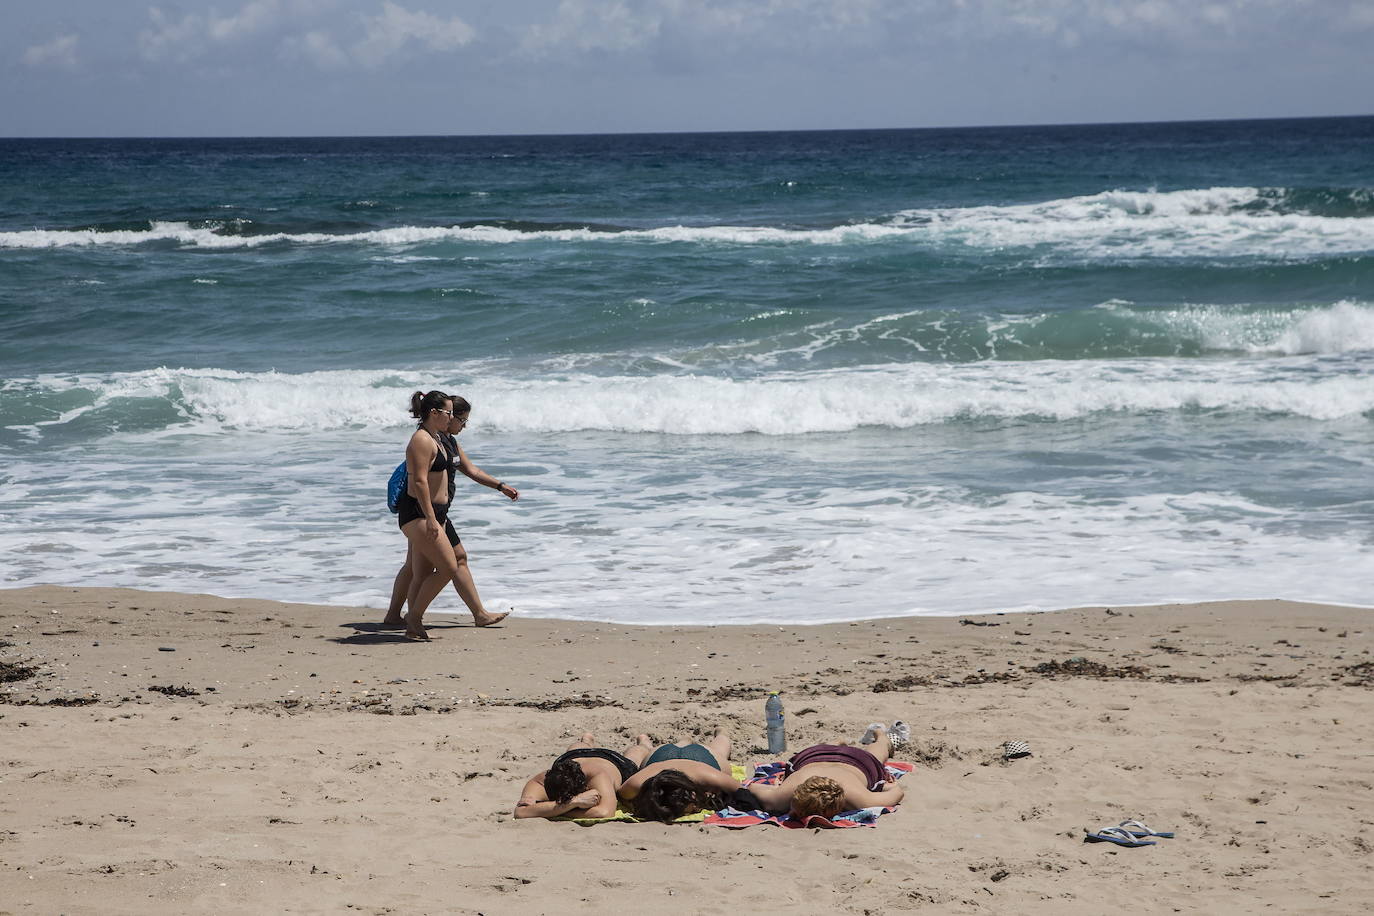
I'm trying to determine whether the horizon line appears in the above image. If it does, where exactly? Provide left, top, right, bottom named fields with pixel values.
left=3, top=111, right=1371, bottom=142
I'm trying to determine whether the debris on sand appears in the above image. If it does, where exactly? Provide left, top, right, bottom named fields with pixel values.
left=148, top=684, right=201, bottom=697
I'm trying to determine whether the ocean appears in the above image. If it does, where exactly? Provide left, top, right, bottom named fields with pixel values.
left=2, top=117, right=1373, bottom=624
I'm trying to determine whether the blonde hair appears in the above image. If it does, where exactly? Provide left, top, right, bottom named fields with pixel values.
left=790, top=776, right=846, bottom=819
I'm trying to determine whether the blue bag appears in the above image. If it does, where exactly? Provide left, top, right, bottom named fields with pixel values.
left=386, top=461, right=407, bottom=514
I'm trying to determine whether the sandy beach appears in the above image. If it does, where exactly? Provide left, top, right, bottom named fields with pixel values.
left=1, top=586, right=1371, bottom=914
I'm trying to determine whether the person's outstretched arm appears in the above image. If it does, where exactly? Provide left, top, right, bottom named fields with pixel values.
left=455, top=442, right=518, bottom=500
left=744, top=783, right=792, bottom=814
left=514, top=774, right=602, bottom=819
left=850, top=781, right=904, bottom=809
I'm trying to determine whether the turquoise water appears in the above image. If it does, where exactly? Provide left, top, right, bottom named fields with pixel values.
left=2, top=118, right=1373, bottom=622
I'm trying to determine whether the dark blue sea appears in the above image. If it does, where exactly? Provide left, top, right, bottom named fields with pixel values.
left=3, top=117, right=1373, bottom=622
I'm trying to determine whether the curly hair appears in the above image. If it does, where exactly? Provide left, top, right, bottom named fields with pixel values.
left=543, top=757, right=589, bottom=805
left=632, top=769, right=717, bottom=823
left=790, top=776, right=846, bottom=819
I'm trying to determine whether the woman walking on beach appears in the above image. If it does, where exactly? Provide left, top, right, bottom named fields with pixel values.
left=394, top=390, right=513, bottom=640
left=383, top=401, right=519, bottom=630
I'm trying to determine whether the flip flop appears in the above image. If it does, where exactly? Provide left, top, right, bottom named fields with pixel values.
left=1085, top=826, right=1157, bottom=847
left=889, top=720, right=910, bottom=751
left=1119, top=819, right=1175, bottom=839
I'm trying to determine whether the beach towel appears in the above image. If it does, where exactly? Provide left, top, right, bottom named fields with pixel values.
left=703, top=760, right=914, bottom=829
left=558, top=764, right=749, bottom=826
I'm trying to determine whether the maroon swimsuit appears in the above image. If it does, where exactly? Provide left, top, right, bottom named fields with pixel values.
left=787, top=744, right=886, bottom=790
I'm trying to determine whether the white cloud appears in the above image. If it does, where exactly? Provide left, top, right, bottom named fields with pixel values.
left=297, top=29, right=350, bottom=68
left=21, top=33, right=80, bottom=69
left=522, top=0, right=664, bottom=54
left=208, top=0, right=285, bottom=42
left=509, top=0, right=1333, bottom=57
left=352, top=2, right=476, bottom=67
left=139, top=0, right=330, bottom=62
left=116, top=0, right=1370, bottom=76
left=139, top=7, right=203, bottom=62
left=1348, top=0, right=1374, bottom=29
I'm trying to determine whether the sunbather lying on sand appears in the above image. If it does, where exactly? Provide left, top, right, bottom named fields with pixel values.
left=515, top=732, right=654, bottom=819
left=617, top=726, right=742, bottom=822
left=748, top=725, right=904, bottom=819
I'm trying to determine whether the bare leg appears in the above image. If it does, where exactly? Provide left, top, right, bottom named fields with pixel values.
left=704, top=726, right=732, bottom=771
left=401, top=520, right=509, bottom=634
left=401, top=521, right=453, bottom=639
left=406, top=544, right=464, bottom=623
left=864, top=726, right=893, bottom=766
left=566, top=732, right=596, bottom=752
left=383, top=547, right=414, bottom=626
left=622, top=734, right=654, bottom=767
left=447, top=545, right=507, bottom=626
left=413, top=568, right=447, bottom=617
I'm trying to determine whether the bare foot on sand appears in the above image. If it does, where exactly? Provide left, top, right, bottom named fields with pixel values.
left=473, top=609, right=510, bottom=627
left=380, top=616, right=406, bottom=629
left=403, top=612, right=436, bottom=641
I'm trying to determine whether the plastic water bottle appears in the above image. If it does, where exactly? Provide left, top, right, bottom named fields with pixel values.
left=765, top=691, right=786, bottom=754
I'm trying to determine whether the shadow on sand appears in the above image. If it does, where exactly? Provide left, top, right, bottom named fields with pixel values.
left=329, top=618, right=501, bottom=644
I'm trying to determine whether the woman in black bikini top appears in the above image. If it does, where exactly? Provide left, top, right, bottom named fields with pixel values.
left=515, top=733, right=655, bottom=820
left=394, top=390, right=515, bottom=640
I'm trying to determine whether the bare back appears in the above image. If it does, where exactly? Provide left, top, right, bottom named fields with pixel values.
left=618, top=759, right=738, bottom=799
left=750, top=759, right=903, bottom=813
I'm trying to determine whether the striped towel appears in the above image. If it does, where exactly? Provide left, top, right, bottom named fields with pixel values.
left=703, top=760, right=914, bottom=829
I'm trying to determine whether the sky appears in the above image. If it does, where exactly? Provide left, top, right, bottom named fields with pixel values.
left=3, top=0, right=1372, bottom=137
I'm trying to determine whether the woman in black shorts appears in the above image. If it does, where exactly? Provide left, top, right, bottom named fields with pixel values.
left=383, top=400, right=518, bottom=630
left=396, top=390, right=513, bottom=640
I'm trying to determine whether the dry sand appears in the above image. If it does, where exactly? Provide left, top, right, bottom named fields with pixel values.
left=1, top=586, right=1372, bottom=914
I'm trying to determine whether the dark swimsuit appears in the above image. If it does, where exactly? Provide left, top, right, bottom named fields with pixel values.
left=552, top=748, right=639, bottom=783
left=396, top=434, right=460, bottom=546
left=644, top=743, right=723, bottom=772
left=787, top=744, right=886, bottom=791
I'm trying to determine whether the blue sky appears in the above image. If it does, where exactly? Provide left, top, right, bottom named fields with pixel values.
left=4, top=0, right=1372, bottom=136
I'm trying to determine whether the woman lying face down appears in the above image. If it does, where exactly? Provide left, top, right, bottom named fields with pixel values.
left=748, top=725, right=905, bottom=819
left=616, top=726, right=743, bottom=823
left=514, top=732, right=654, bottom=820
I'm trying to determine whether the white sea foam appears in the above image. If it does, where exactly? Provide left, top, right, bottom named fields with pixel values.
left=1111, top=300, right=1374, bottom=355
left=891, top=187, right=1374, bottom=259
left=3, top=434, right=1372, bottom=624
left=0, top=220, right=914, bottom=249
left=10, top=348, right=1374, bottom=443
left=1268, top=300, right=1374, bottom=354
left=5, top=186, right=1367, bottom=259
